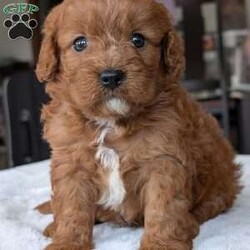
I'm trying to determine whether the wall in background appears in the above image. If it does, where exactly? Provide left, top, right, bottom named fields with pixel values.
left=202, top=3, right=217, bottom=33
left=0, top=0, right=33, bottom=64
left=202, top=1, right=250, bottom=33
left=247, top=0, right=250, bottom=28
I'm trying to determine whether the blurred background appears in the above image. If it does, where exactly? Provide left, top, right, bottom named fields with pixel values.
left=0, top=0, right=250, bottom=169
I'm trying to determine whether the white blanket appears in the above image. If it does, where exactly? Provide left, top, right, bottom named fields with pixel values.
left=0, top=156, right=250, bottom=250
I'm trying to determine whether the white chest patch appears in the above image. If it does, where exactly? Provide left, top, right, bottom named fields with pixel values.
left=95, top=123, right=126, bottom=210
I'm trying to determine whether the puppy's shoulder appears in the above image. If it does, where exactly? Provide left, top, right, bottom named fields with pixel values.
left=42, top=100, right=93, bottom=147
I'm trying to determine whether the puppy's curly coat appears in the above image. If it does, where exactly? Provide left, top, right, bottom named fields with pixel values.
left=36, top=0, right=241, bottom=249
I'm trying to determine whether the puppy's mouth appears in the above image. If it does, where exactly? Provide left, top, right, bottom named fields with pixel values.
left=105, top=97, right=130, bottom=115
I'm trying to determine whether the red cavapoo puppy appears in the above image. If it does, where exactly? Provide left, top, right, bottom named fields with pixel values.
left=36, top=0, right=241, bottom=249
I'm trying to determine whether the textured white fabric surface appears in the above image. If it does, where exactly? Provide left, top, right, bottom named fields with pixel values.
left=0, top=156, right=249, bottom=250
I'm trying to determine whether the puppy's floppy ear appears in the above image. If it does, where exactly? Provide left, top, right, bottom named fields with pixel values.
left=162, top=30, right=185, bottom=82
left=36, top=5, right=62, bottom=83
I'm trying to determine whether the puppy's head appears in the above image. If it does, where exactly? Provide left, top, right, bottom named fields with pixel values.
left=36, top=0, right=184, bottom=119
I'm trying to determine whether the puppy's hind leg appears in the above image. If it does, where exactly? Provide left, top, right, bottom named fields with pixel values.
left=96, top=207, right=128, bottom=225
left=35, top=200, right=52, bottom=214
left=43, top=222, right=56, bottom=238
left=192, top=163, right=241, bottom=224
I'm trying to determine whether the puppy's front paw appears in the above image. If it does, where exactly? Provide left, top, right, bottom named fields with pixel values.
left=45, top=242, right=91, bottom=250
left=140, top=238, right=192, bottom=250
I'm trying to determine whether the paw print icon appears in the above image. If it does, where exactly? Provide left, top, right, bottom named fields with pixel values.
left=3, top=13, right=38, bottom=40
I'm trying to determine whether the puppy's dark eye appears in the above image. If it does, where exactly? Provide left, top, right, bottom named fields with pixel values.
left=73, top=36, right=88, bottom=52
left=131, top=33, right=145, bottom=48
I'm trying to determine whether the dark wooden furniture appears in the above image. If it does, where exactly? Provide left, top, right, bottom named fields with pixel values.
left=2, top=70, right=50, bottom=167
left=199, top=94, right=250, bottom=153
left=177, top=0, right=231, bottom=137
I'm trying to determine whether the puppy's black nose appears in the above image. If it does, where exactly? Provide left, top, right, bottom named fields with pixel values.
left=100, top=69, right=125, bottom=90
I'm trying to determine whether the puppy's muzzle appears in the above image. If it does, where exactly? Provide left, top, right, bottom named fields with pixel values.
left=100, top=69, right=125, bottom=90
